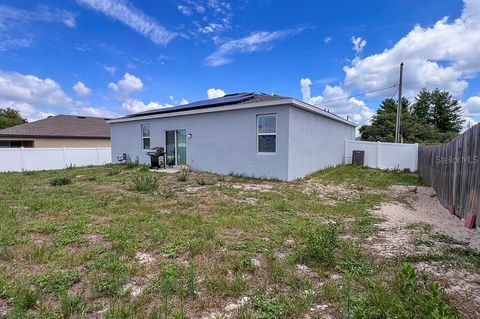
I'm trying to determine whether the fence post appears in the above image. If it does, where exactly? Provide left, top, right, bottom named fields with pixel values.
left=414, top=143, right=419, bottom=171
left=376, top=142, right=381, bottom=169
left=20, top=147, right=24, bottom=171
left=62, top=147, right=66, bottom=167
left=96, top=147, right=100, bottom=165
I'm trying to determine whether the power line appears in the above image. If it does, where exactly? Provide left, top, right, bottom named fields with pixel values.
left=316, top=85, right=397, bottom=106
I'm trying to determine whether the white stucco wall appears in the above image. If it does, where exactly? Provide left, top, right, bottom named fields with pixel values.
left=287, top=107, right=356, bottom=180
left=111, top=105, right=290, bottom=180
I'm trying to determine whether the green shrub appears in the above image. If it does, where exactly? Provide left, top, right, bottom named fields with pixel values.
left=50, top=176, right=72, bottom=186
left=177, top=172, right=188, bottom=182
left=196, top=178, right=207, bottom=186
left=130, top=174, right=159, bottom=192
left=298, top=223, right=338, bottom=268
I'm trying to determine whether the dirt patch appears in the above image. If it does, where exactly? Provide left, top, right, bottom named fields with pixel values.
left=123, top=277, right=148, bottom=297
left=302, top=181, right=359, bottom=204
left=417, top=262, right=480, bottom=318
left=230, top=184, right=273, bottom=192
left=135, top=252, right=155, bottom=265
left=376, top=186, right=480, bottom=251
left=201, top=296, right=250, bottom=319
left=0, top=299, right=11, bottom=317
left=368, top=185, right=480, bottom=318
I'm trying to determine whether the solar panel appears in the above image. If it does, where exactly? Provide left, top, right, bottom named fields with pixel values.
left=126, top=93, right=255, bottom=118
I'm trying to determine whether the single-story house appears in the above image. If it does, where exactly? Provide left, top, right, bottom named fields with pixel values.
left=0, top=115, right=111, bottom=148
left=108, top=93, right=356, bottom=181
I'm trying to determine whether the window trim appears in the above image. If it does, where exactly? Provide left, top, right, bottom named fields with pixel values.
left=141, top=124, right=151, bottom=150
left=256, top=114, right=277, bottom=154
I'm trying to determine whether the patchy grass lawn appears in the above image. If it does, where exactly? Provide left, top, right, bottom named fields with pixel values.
left=0, top=164, right=476, bottom=318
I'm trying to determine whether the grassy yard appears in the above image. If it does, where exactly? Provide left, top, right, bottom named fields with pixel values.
left=0, top=164, right=473, bottom=318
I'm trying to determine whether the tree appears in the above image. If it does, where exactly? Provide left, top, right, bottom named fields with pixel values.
left=429, top=89, right=463, bottom=133
left=0, top=108, right=27, bottom=129
left=360, top=88, right=465, bottom=144
left=359, top=98, right=411, bottom=142
left=411, top=88, right=432, bottom=124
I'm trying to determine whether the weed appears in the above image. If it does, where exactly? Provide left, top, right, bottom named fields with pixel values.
left=50, top=176, right=72, bottom=186
left=432, top=232, right=469, bottom=246
left=124, top=156, right=140, bottom=169
left=59, top=292, right=83, bottom=317
left=130, top=174, right=159, bottom=192
left=196, top=178, right=207, bottom=186
left=252, top=294, right=291, bottom=319
left=405, top=222, right=433, bottom=233
left=177, top=172, right=188, bottom=182
left=34, top=269, right=81, bottom=293
left=298, top=223, right=338, bottom=268
left=235, top=254, right=257, bottom=272
left=161, top=186, right=176, bottom=199
left=352, top=264, right=458, bottom=318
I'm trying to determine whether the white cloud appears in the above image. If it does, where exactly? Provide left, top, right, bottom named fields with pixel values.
left=73, top=81, right=91, bottom=97
left=300, top=77, right=375, bottom=126
left=343, top=0, right=480, bottom=98
left=204, top=28, right=304, bottom=66
left=0, top=4, right=77, bottom=29
left=324, top=36, right=332, bottom=44
left=0, top=4, right=76, bottom=51
left=462, top=116, right=478, bottom=131
left=121, top=99, right=174, bottom=114
left=180, top=98, right=189, bottom=105
left=463, top=96, right=480, bottom=115
left=108, top=73, right=143, bottom=98
left=351, top=36, right=366, bottom=54
left=207, top=88, right=226, bottom=99
left=103, top=65, right=116, bottom=74
left=177, top=5, right=193, bottom=16
left=0, top=71, right=72, bottom=107
left=77, top=0, right=177, bottom=46
left=179, top=0, right=231, bottom=38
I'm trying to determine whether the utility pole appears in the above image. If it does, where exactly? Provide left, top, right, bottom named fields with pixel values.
left=395, top=62, right=404, bottom=143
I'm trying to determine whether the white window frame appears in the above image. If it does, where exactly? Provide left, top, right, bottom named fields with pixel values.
left=141, top=124, right=151, bottom=150
left=256, top=114, right=277, bottom=154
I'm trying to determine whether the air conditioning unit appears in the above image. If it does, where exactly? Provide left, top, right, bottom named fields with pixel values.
left=352, top=150, right=365, bottom=166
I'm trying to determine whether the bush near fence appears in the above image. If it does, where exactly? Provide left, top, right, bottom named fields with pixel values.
left=418, top=124, right=480, bottom=222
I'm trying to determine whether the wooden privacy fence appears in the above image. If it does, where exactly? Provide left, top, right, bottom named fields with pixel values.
left=418, top=124, right=480, bottom=222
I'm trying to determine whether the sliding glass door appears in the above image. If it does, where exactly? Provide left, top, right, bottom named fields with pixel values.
left=165, top=130, right=186, bottom=166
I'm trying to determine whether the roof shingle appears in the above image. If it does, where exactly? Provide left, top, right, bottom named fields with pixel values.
left=0, top=115, right=110, bottom=139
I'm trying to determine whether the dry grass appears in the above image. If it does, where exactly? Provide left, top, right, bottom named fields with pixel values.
left=0, top=164, right=473, bottom=318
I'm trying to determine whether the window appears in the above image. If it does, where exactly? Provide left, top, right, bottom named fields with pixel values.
left=141, top=125, right=150, bottom=149
left=257, top=114, right=276, bottom=153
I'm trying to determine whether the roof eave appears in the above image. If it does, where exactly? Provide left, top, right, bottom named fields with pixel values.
left=107, top=98, right=357, bottom=127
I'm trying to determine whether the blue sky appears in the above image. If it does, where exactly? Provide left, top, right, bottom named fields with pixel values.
left=0, top=0, right=479, bottom=127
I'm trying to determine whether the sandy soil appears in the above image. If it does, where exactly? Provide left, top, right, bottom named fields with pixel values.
left=369, top=185, right=480, bottom=318
left=376, top=186, right=480, bottom=251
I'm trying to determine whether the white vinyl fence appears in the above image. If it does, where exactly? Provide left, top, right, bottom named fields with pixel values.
left=0, top=147, right=112, bottom=172
left=344, top=140, right=418, bottom=171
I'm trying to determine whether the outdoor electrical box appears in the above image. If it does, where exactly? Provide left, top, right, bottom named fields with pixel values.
left=352, top=150, right=365, bottom=166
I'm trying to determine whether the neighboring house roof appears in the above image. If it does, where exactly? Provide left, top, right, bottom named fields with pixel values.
left=0, top=115, right=111, bottom=139
left=108, top=92, right=356, bottom=127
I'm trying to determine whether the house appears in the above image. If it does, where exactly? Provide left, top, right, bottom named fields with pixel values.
left=0, top=115, right=111, bottom=148
left=108, top=93, right=356, bottom=181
